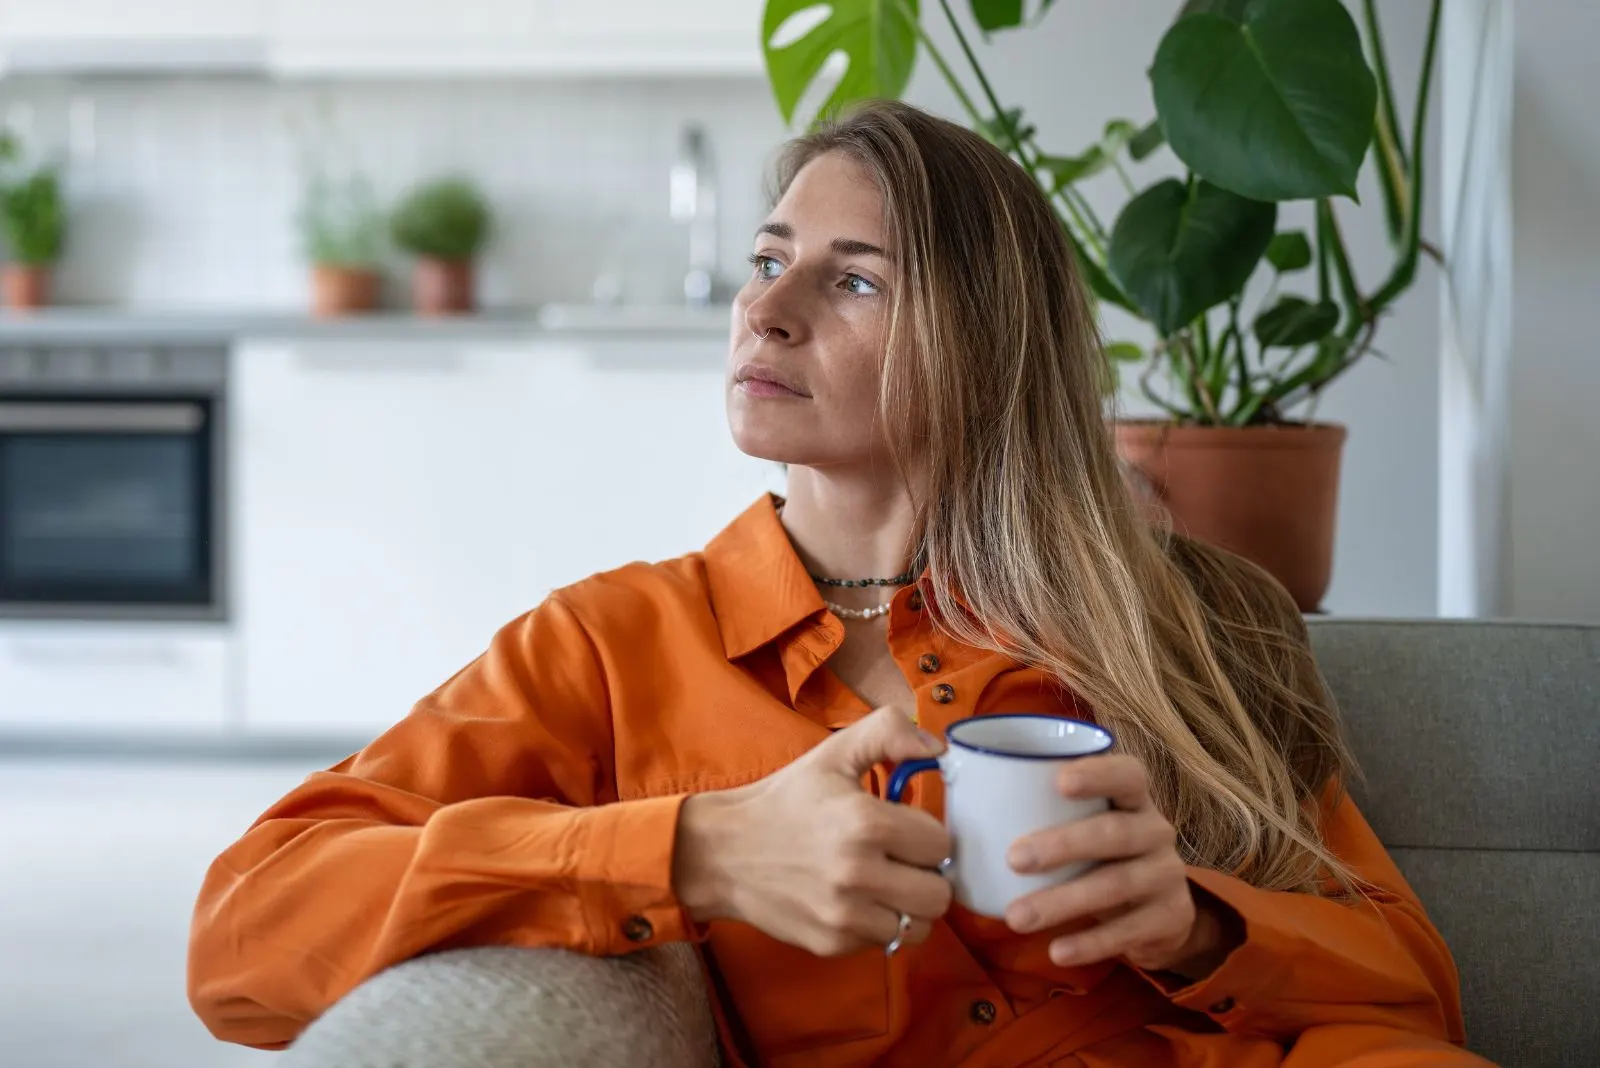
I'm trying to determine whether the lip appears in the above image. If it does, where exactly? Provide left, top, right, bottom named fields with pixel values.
left=734, top=362, right=810, bottom=398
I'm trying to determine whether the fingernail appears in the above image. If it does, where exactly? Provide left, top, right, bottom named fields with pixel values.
left=1050, top=938, right=1080, bottom=965
left=1005, top=903, right=1038, bottom=933
left=1007, top=844, right=1036, bottom=873
left=916, top=729, right=942, bottom=753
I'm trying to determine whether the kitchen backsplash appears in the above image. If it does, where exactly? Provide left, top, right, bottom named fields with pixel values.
left=0, top=76, right=784, bottom=309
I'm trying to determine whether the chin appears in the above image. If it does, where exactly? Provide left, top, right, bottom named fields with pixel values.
left=726, top=403, right=821, bottom=465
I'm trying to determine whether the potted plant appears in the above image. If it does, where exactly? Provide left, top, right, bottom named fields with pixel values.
left=390, top=177, right=492, bottom=316
left=297, top=170, right=385, bottom=317
left=760, top=0, right=1441, bottom=611
left=0, top=131, right=65, bottom=311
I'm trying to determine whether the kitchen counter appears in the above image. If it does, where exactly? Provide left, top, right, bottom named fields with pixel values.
left=0, top=304, right=735, bottom=345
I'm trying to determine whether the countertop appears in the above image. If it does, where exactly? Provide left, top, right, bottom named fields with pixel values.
left=0, top=303, right=736, bottom=345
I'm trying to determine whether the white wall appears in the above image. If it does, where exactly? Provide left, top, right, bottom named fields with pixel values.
left=1509, top=5, right=1600, bottom=622
left=907, top=1, right=1443, bottom=617
left=0, top=77, right=781, bottom=310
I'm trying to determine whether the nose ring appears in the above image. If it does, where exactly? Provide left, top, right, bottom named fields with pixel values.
left=750, top=326, right=770, bottom=341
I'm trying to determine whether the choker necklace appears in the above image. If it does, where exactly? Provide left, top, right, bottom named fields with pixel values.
left=823, top=598, right=893, bottom=621
left=809, top=570, right=916, bottom=588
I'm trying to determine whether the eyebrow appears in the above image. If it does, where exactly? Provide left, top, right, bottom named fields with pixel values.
left=756, top=221, right=887, bottom=259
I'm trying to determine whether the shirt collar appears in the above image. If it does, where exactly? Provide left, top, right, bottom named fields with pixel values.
left=702, top=494, right=830, bottom=661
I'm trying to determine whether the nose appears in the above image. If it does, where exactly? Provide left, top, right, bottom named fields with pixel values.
left=742, top=275, right=805, bottom=344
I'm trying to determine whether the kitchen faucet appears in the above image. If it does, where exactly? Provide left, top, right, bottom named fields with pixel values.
left=670, top=123, right=720, bottom=306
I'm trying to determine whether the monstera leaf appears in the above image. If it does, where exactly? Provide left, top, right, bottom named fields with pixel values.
left=1108, top=178, right=1276, bottom=337
left=763, top=0, right=921, bottom=128
left=1152, top=0, right=1376, bottom=202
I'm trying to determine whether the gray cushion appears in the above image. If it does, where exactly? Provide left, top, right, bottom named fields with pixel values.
left=1308, top=618, right=1600, bottom=1068
left=282, top=944, right=719, bottom=1068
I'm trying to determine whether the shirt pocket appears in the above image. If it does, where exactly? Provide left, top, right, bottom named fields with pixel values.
left=706, top=923, right=889, bottom=1058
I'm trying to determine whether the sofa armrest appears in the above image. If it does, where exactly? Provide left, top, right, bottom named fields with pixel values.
left=281, top=944, right=720, bottom=1068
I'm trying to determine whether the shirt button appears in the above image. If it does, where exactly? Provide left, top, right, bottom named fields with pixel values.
left=620, top=916, right=654, bottom=943
left=969, top=999, right=998, bottom=1025
left=1208, top=997, right=1236, bottom=1015
left=917, top=653, right=941, bottom=674
left=907, top=590, right=924, bottom=611
left=932, top=683, right=956, bottom=704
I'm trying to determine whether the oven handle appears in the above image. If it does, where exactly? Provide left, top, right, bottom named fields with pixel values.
left=0, top=402, right=205, bottom=434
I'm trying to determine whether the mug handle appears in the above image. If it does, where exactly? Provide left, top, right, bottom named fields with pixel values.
left=886, top=758, right=940, bottom=803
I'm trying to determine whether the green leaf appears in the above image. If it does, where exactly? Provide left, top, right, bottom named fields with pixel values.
left=1179, top=0, right=1249, bottom=19
left=969, top=0, right=1023, bottom=32
left=1129, top=120, right=1164, bottom=161
left=978, top=107, right=1036, bottom=149
left=1101, top=119, right=1138, bottom=151
left=763, top=0, right=921, bottom=128
left=1252, top=296, right=1340, bottom=347
left=1151, top=0, right=1377, bottom=201
left=1107, top=178, right=1276, bottom=337
left=1038, top=148, right=1105, bottom=188
left=1106, top=342, right=1144, bottom=363
left=1266, top=230, right=1312, bottom=272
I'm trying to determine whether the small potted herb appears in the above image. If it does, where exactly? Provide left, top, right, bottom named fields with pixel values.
left=390, top=177, right=491, bottom=316
left=0, top=131, right=65, bottom=310
left=297, top=170, right=385, bottom=317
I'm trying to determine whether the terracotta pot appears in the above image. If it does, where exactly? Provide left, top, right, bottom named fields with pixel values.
left=311, top=265, right=380, bottom=318
left=1114, top=420, right=1348, bottom=612
left=411, top=258, right=475, bottom=316
left=2, top=264, right=50, bottom=310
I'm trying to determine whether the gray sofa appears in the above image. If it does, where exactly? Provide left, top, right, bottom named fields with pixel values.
left=283, top=619, right=1599, bottom=1068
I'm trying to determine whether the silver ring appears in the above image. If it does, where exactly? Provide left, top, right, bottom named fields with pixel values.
left=750, top=327, right=769, bottom=340
left=884, top=911, right=912, bottom=957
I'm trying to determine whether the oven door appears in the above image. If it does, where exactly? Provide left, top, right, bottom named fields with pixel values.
left=0, top=396, right=223, bottom=619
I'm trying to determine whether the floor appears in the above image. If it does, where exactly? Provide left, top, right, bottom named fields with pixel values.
left=0, top=755, right=342, bottom=1068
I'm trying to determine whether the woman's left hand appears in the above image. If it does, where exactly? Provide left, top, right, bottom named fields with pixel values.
left=1002, top=753, right=1240, bottom=979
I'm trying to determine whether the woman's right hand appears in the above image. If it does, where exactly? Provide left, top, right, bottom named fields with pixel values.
left=672, top=706, right=955, bottom=956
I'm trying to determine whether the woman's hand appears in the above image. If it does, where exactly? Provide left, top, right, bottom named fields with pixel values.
left=1002, top=754, right=1242, bottom=979
left=672, top=706, right=955, bottom=957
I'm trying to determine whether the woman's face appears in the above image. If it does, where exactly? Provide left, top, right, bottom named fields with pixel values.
left=726, top=151, right=894, bottom=469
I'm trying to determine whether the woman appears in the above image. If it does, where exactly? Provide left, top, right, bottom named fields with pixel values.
left=189, top=101, right=1487, bottom=1067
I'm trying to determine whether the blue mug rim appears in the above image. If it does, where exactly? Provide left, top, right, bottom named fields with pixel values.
left=943, top=713, right=1115, bottom=761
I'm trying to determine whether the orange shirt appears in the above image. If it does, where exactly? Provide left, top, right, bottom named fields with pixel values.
left=189, top=496, right=1487, bottom=1067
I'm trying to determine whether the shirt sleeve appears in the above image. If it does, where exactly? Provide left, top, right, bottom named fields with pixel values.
left=187, top=594, right=698, bottom=1050
left=1137, top=787, right=1468, bottom=1047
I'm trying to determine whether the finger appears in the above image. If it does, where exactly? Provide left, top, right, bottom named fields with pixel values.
left=860, top=903, right=934, bottom=952
left=1004, top=853, right=1186, bottom=934
left=852, top=861, right=955, bottom=922
left=1007, top=810, right=1174, bottom=874
left=1046, top=895, right=1195, bottom=969
left=877, top=803, right=954, bottom=870
left=813, top=705, right=942, bottom=778
left=1056, top=754, right=1150, bottom=810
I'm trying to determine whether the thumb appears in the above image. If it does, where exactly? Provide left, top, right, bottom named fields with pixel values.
left=811, top=706, right=943, bottom=778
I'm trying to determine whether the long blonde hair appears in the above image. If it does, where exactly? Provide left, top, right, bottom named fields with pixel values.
left=777, top=100, right=1356, bottom=894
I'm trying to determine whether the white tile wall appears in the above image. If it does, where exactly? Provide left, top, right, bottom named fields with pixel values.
left=0, top=76, right=785, bottom=310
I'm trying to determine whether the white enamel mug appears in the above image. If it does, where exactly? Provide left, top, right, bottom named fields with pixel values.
left=887, top=714, right=1116, bottom=919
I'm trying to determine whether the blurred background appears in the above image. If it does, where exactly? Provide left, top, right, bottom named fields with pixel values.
left=0, top=2, right=1590, bottom=1066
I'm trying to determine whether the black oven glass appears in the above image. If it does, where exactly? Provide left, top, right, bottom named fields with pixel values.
left=0, top=397, right=214, bottom=608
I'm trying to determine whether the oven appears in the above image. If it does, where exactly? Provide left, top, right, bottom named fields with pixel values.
left=0, top=345, right=227, bottom=622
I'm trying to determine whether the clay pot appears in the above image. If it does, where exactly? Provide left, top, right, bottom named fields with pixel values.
left=411, top=258, right=475, bottom=316
left=311, top=265, right=380, bottom=318
left=2, top=264, right=50, bottom=310
left=1114, top=421, right=1348, bottom=612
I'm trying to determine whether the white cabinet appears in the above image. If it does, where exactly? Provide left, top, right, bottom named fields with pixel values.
left=232, top=340, right=550, bottom=737
left=231, top=335, right=774, bottom=738
left=0, top=622, right=230, bottom=735
left=0, top=1, right=264, bottom=40
left=268, top=0, right=761, bottom=76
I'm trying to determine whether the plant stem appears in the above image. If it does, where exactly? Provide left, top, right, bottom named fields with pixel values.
left=1062, top=185, right=1108, bottom=245
left=1367, top=0, right=1442, bottom=315
left=904, top=4, right=985, bottom=128
left=1318, top=200, right=1366, bottom=337
left=1362, top=0, right=1409, bottom=242
left=1138, top=357, right=1189, bottom=420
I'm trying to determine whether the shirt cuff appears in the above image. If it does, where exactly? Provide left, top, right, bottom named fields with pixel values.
left=1131, top=867, right=1290, bottom=1025
left=576, top=793, right=704, bottom=955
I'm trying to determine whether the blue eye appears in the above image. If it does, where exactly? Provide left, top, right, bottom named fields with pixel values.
left=748, top=254, right=782, bottom=280
left=845, top=274, right=879, bottom=296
